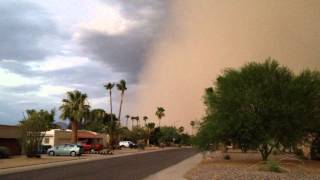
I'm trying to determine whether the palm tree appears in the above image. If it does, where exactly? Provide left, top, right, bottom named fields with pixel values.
left=143, top=116, right=148, bottom=126
left=190, top=120, right=195, bottom=136
left=178, top=126, right=184, bottom=134
left=125, top=115, right=130, bottom=128
left=135, top=116, right=140, bottom=127
left=131, top=116, right=135, bottom=130
left=116, top=79, right=127, bottom=122
left=155, top=107, right=165, bottom=128
left=104, top=83, right=115, bottom=123
left=146, top=122, right=155, bottom=146
left=60, top=90, right=90, bottom=144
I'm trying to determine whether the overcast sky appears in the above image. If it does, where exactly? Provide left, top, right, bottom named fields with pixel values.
left=0, top=0, right=169, bottom=125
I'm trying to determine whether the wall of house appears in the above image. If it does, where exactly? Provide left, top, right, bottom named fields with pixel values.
left=0, top=125, right=22, bottom=155
left=54, top=130, right=72, bottom=146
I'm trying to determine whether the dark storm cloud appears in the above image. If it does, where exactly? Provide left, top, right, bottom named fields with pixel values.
left=78, top=0, right=170, bottom=83
left=0, top=1, right=61, bottom=61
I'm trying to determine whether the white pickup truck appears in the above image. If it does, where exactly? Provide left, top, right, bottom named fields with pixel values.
left=119, top=141, right=137, bottom=148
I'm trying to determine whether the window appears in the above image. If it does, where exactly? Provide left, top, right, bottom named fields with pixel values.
left=44, top=137, right=50, bottom=144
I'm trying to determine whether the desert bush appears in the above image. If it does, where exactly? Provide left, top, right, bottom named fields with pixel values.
left=223, top=154, right=231, bottom=160
left=294, top=148, right=307, bottom=159
left=0, top=146, right=10, bottom=158
left=159, top=143, right=165, bottom=148
left=266, top=160, right=281, bottom=172
left=137, top=140, right=145, bottom=150
left=272, top=149, right=280, bottom=155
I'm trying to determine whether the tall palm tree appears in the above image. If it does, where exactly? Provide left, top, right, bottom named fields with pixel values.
left=135, top=116, right=140, bottom=127
left=125, top=115, right=130, bottom=128
left=146, top=122, right=155, bottom=146
left=190, top=120, right=195, bottom=136
left=155, top=107, right=165, bottom=128
left=178, top=126, right=185, bottom=134
left=116, top=79, right=127, bottom=122
left=60, top=90, right=90, bottom=144
left=104, top=83, right=115, bottom=123
left=131, top=116, right=135, bottom=130
left=143, top=116, right=148, bottom=127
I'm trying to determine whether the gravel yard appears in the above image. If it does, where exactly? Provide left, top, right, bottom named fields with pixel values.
left=185, top=150, right=320, bottom=180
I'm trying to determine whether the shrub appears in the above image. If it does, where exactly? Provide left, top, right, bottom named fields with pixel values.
left=159, top=143, right=165, bottom=148
left=294, top=148, right=307, bottom=160
left=137, top=140, right=145, bottom=150
left=223, top=154, right=231, bottom=160
left=0, top=146, right=10, bottom=158
left=272, top=149, right=280, bottom=156
left=266, top=160, right=281, bottom=172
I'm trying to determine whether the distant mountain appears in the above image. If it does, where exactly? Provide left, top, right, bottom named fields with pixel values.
left=54, top=121, right=68, bottom=129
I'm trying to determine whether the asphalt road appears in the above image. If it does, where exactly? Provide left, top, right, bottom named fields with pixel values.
left=1, top=148, right=197, bottom=180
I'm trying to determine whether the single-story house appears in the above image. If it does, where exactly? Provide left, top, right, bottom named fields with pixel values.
left=41, top=129, right=72, bottom=149
left=42, top=129, right=109, bottom=148
left=0, top=125, right=21, bottom=155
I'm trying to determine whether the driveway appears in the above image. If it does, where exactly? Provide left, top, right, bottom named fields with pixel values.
left=0, top=148, right=197, bottom=180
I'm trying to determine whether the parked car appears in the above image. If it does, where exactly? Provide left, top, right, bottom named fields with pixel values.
left=0, top=146, right=10, bottom=158
left=81, top=142, right=103, bottom=152
left=47, top=144, right=83, bottom=156
left=119, top=141, right=137, bottom=148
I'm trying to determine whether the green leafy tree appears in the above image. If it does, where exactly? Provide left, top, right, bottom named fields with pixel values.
left=196, top=59, right=307, bottom=160
left=293, top=70, right=320, bottom=159
left=116, top=79, right=127, bottom=122
left=155, top=107, right=165, bottom=127
left=82, top=109, right=117, bottom=133
left=159, top=126, right=180, bottom=146
left=20, top=109, right=55, bottom=157
left=130, top=126, right=148, bottom=143
left=60, top=90, right=90, bottom=144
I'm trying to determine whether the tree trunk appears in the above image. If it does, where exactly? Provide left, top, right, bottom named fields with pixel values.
left=126, top=118, right=128, bottom=128
left=71, top=120, right=78, bottom=144
left=109, top=90, right=113, bottom=122
left=158, top=118, right=161, bottom=128
left=118, top=92, right=124, bottom=122
left=259, top=143, right=273, bottom=161
left=109, top=90, right=114, bottom=150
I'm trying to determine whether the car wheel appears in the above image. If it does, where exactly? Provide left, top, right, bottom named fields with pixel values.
left=70, top=151, right=76, bottom=157
left=49, top=151, right=55, bottom=156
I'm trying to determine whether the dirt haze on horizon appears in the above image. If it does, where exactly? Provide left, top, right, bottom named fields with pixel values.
left=132, top=0, right=320, bottom=132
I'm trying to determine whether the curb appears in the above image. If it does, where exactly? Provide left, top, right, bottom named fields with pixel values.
left=143, top=153, right=202, bottom=180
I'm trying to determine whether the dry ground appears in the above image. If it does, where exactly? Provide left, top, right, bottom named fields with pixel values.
left=185, top=150, right=320, bottom=180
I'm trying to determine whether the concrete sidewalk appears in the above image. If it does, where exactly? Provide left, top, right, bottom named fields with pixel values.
left=0, top=147, right=178, bottom=176
left=144, top=153, right=202, bottom=180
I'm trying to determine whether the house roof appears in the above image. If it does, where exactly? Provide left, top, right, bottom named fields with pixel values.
left=77, top=130, right=102, bottom=139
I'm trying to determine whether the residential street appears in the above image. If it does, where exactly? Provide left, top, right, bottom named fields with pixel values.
left=0, top=148, right=197, bottom=180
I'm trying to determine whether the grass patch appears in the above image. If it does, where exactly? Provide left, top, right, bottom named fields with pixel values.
left=257, top=160, right=282, bottom=173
